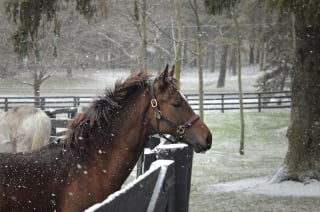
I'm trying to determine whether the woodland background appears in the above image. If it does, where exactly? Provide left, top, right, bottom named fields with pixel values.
left=0, top=0, right=292, bottom=93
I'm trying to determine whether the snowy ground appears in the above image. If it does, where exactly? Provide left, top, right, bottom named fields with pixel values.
left=0, top=65, right=262, bottom=96
left=208, top=177, right=320, bottom=197
left=189, top=111, right=320, bottom=212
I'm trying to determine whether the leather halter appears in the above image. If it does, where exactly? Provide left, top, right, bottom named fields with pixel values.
left=148, top=79, right=200, bottom=143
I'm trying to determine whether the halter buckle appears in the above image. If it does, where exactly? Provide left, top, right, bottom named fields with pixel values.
left=176, top=125, right=185, bottom=135
left=151, top=99, right=158, bottom=108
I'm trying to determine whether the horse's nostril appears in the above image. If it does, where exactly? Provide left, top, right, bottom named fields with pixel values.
left=206, top=134, right=212, bottom=149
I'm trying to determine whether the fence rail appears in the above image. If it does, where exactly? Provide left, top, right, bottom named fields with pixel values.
left=0, top=91, right=291, bottom=112
left=185, top=91, right=291, bottom=112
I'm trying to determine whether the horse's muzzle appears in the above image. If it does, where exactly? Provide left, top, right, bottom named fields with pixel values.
left=194, top=133, right=212, bottom=153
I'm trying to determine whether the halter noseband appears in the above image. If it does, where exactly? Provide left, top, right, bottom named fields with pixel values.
left=149, top=79, right=200, bottom=143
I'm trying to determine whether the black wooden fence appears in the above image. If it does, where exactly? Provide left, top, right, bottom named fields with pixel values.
left=44, top=107, right=77, bottom=137
left=0, top=91, right=291, bottom=112
left=85, top=140, right=194, bottom=212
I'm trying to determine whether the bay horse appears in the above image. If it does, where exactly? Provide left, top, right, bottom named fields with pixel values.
left=0, top=105, right=51, bottom=153
left=0, top=65, right=212, bottom=211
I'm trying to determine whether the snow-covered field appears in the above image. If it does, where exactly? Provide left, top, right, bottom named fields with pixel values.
left=209, top=177, right=320, bottom=197
left=0, top=65, right=262, bottom=96
left=189, top=111, right=320, bottom=212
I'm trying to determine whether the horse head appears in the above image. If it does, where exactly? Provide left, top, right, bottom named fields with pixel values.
left=149, top=65, right=212, bottom=153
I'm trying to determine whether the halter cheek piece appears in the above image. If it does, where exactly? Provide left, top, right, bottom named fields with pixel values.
left=149, top=79, right=200, bottom=143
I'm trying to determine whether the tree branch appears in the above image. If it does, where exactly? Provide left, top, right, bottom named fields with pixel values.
left=97, top=32, right=135, bottom=59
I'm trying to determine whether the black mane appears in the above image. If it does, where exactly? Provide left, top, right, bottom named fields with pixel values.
left=65, top=71, right=151, bottom=150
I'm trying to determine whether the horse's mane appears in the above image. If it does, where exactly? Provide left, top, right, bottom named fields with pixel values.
left=65, top=71, right=151, bottom=151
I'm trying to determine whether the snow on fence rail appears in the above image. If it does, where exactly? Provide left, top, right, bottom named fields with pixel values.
left=0, top=91, right=291, bottom=112
left=44, top=107, right=78, bottom=137
left=86, top=160, right=175, bottom=212
left=86, top=140, right=194, bottom=212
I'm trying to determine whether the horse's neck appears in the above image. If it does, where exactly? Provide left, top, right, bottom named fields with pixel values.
left=85, top=92, right=152, bottom=195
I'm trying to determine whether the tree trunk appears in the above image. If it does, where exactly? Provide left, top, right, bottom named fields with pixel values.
left=259, top=42, right=265, bottom=71
left=255, top=49, right=260, bottom=64
left=193, top=0, right=204, bottom=120
left=141, top=0, right=147, bottom=70
left=66, top=67, right=72, bottom=78
left=174, top=0, right=183, bottom=88
left=209, top=44, right=215, bottom=73
left=274, top=15, right=320, bottom=183
left=217, top=44, right=228, bottom=88
left=249, top=42, right=255, bottom=64
left=229, top=47, right=236, bottom=75
left=234, top=15, right=245, bottom=155
left=187, top=0, right=204, bottom=119
left=183, top=29, right=188, bottom=67
left=133, top=0, right=147, bottom=70
left=33, top=80, right=41, bottom=108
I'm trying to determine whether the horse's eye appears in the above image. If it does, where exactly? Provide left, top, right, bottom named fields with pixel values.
left=172, top=101, right=181, bottom=108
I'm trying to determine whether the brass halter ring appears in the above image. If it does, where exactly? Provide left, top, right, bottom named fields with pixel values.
left=176, top=125, right=185, bottom=135
left=150, top=99, right=158, bottom=108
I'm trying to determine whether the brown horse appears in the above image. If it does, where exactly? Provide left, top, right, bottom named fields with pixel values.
left=0, top=65, right=212, bottom=211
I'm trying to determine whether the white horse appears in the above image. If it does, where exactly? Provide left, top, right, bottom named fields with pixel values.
left=0, top=105, right=51, bottom=153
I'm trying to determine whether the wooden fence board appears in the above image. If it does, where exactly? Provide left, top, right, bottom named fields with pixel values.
left=85, top=144, right=191, bottom=212
left=86, top=160, right=175, bottom=212
left=156, top=144, right=193, bottom=212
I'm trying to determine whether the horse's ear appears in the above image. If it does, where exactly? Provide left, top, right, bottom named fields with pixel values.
left=161, top=64, right=169, bottom=78
left=169, top=65, right=175, bottom=77
left=157, top=64, right=169, bottom=91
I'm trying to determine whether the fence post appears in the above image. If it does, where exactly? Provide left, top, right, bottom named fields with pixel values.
left=4, top=98, right=8, bottom=111
left=137, top=135, right=161, bottom=177
left=143, top=149, right=156, bottom=173
left=45, top=109, right=57, bottom=136
left=68, top=108, right=77, bottom=118
left=156, top=144, right=193, bottom=212
left=221, top=94, right=224, bottom=113
left=74, top=97, right=80, bottom=107
left=258, top=93, right=261, bottom=112
left=144, top=136, right=160, bottom=172
left=40, top=97, right=46, bottom=110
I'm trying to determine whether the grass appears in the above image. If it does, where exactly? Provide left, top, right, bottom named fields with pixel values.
left=191, top=111, right=289, bottom=185
left=189, top=110, right=320, bottom=212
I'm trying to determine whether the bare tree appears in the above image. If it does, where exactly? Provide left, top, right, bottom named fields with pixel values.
left=217, top=43, right=229, bottom=88
left=187, top=0, right=205, bottom=120
left=13, top=13, right=58, bottom=106
left=3, top=0, right=99, bottom=103
left=173, top=0, right=183, bottom=87
left=233, top=13, right=245, bottom=155
left=131, top=0, right=148, bottom=70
